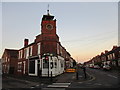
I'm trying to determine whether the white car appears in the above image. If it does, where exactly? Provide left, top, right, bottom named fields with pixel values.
left=94, top=65, right=100, bottom=69
left=103, top=65, right=111, bottom=70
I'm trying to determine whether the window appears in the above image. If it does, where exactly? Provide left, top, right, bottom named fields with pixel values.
left=29, top=46, right=32, bottom=56
left=26, top=47, right=29, bottom=59
left=37, top=43, right=41, bottom=55
left=24, top=49, right=26, bottom=58
left=43, top=59, right=48, bottom=68
left=113, top=53, right=115, bottom=59
left=54, top=59, right=57, bottom=68
left=18, top=62, right=22, bottom=72
left=110, top=54, right=113, bottom=59
left=6, top=57, right=7, bottom=62
left=57, top=43, right=59, bottom=55
left=8, top=58, right=9, bottom=62
left=20, top=50, right=23, bottom=58
left=18, top=51, right=20, bottom=59
left=19, top=50, right=23, bottom=59
left=60, top=46, right=62, bottom=56
left=61, top=61, right=64, bottom=68
left=108, top=55, right=110, bottom=60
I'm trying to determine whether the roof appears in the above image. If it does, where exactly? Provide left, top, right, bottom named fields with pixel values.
left=2, top=49, right=18, bottom=58
left=42, top=15, right=54, bottom=21
left=19, top=42, right=35, bottom=50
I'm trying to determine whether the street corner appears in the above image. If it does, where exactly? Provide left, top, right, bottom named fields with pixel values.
left=55, top=72, right=76, bottom=83
left=86, top=72, right=96, bottom=82
left=70, top=71, right=96, bottom=85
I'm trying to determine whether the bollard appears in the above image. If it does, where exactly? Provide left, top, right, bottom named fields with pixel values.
left=51, top=71, right=52, bottom=82
left=84, top=71, right=87, bottom=79
left=76, top=70, right=79, bottom=80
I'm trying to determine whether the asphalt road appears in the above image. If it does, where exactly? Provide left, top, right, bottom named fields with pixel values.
left=2, top=76, right=39, bottom=89
left=1, top=68, right=120, bottom=90
left=69, top=68, right=119, bottom=88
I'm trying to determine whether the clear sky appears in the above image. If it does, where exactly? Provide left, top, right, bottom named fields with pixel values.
left=1, top=2, right=118, bottom=63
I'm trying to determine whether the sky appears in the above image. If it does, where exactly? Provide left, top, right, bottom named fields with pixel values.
left=1, top=2, right=118, bottom=63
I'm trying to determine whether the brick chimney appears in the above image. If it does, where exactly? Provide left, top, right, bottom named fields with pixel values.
left=105, top=50, right=108, bottom=54
left=24, top=39, right=29, bottom=47
left=101, top=52, right=104, bottom=55
left=112, top=46, right=117, bottom=50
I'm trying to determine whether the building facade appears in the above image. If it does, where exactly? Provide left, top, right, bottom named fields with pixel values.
left=2, top=49, right=18, bottom=74
left=85, top=46, right=120, bottom=69
left=1, top=10, right=76, bottom=76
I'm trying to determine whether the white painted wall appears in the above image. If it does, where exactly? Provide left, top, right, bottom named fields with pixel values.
left=41, top=56, right=65, bottom=77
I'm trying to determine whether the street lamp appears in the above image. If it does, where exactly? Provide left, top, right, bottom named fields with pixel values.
left=50, top=53, right=53, bottom=82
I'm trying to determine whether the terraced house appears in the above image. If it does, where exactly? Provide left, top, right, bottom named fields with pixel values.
left=85, top=46, right=120, bottom=69
left=2, top=49, right=18, bottom=74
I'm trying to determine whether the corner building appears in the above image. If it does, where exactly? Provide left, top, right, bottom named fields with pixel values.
left=17, top=11, right=75, bottom=77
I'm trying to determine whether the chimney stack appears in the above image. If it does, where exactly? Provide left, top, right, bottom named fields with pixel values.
left=112, top=46, right=117, bottom=50
left=105, top=50, right=108, bottom=54
left=101, top=52, right=104, bottom=55
left=24, top=39, right=29, bottom=47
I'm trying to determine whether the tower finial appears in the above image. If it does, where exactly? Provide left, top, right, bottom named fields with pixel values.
left=47, top=4, right=50, bottom=15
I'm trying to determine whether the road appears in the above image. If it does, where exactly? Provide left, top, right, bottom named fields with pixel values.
left=2, top=68, right=119, bottom=90
left=69, top=68, right=119, bottom=88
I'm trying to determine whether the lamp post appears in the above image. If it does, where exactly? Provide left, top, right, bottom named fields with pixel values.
left=37, top=59, right=42, bottom=88
left=76, top=64, right=79, bottom=80
left=50, top=54, right=53, bottom=82
left=43, top=53, right=49, bottom=78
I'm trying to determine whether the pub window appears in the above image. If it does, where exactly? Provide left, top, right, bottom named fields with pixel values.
left=43, top=59, right=48, bottom=68
left=61, top=61, right=64, bottom=68
left=54, top=59, right=57, bottom=68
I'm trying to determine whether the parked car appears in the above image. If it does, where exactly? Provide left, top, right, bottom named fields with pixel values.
left=103, top=65, right=111, bottom=70
left=93, top=65, right=100, bottom=69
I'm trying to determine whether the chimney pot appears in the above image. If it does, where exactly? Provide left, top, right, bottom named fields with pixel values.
left=24, top=39, right=29, bottom=47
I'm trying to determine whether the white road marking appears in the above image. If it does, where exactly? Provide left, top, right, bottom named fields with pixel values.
left=47, top=83, right=71, bottom=88
left=42, top=88, right=65, bottom=90
left=107, top=74, right=118, bottom=79
left=78, top=82, right=83, bottom=84
left=36, top=85, right=39, bottom=86
left=86, top=83, right=92, bottom=84
left=52, top=83, right=71, bottom=85
left=94, top=83, right=102, bottom=85
left=47, top=85, right=69, bottom=88
left=79, top=75, right=83, bottom=77
left=30, top=86, right=35, bottom=88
